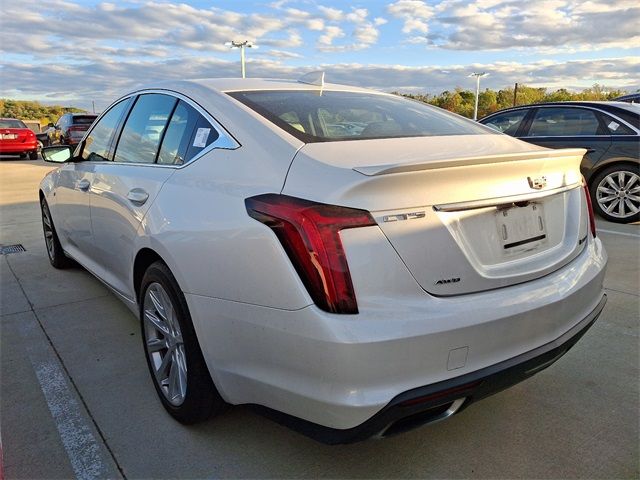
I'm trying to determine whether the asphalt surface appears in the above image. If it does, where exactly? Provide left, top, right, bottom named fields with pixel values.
left=1, top=157, right=638, bottom=479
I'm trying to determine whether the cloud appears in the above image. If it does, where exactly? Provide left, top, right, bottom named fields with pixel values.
left=2, top=55, right=637, bottom=110
left=431, top=0, right=640, bottom=51
left=388, top=0, right=435, bottom=34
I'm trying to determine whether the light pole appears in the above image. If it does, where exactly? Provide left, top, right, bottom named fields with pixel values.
left=225, top=40, right=257, bottom=78
left=469, top=72, right=488, bottom=121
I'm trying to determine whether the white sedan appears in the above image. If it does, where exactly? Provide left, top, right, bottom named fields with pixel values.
left=39, top=76, right=607, bottom=444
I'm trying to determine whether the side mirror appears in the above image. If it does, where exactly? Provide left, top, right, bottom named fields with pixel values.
left=41, top=145, right=73, bottom=163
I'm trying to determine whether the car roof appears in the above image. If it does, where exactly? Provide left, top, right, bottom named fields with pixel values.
left=151, top=77, right=381, bottom=95
left=480, top=101, right=640, bottom=120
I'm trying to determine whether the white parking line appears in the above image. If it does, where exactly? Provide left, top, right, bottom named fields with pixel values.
left=18, top=317, right=115, bottom=480
left=596, top=228, right=640, bottom=238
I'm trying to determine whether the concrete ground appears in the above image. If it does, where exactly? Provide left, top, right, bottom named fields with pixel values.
left=1, top=157, right=638, bottom=479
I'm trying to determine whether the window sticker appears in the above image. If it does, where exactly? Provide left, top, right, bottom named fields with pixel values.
left=193, top=128, right=211, bottom=147
left=607, top=121, right=619, bottom=131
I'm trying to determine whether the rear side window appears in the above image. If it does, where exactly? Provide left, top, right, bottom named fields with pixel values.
left=158, top=101, right=219, bottom=165
left=602, top=116, right=635, bottom=135
left=229, top=90, right=490, bottom=142
left=82, top=98, right=131, bottom=162
left=114, top=94, right=177, bottom=164
left=483, top=110, right=527, bottom=135
left=528, top=108, right=601, bottom=136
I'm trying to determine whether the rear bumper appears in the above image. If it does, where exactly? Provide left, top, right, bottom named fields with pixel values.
left=186, top=236, right=607, bottom=438
left=0, top=141, right=37, bottom=153
left=253, top=294, right=606, bottom=444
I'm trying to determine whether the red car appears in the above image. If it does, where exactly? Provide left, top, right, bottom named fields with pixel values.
left=0, top=118, right=38, bottom=159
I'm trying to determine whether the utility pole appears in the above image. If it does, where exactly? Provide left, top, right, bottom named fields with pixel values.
left=225, top=40, right=257, bottom=78
left=92, top=101, right=95, bottom=113
left=513, top=83, right=518, bottom=107
left=469, top=72, right=488, bottom=121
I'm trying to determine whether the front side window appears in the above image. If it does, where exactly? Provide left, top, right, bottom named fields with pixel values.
left=81, top=98, right=131, bottom=162
left=229, top=90, right=490, bottom=142
left=483, top=110, right=527, bottom=135
left=157, top=101, right=219, bottom=165
left=528, top=107, right=601, bottom=137
left=114, top=94, right=177, bottom=164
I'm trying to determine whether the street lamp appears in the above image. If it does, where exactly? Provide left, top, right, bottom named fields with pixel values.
left=225, top=40, right=257, bottom=78
left=469, top=72, right=488, bottom=121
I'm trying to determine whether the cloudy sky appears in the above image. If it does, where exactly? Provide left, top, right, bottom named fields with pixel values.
left=1, top=0, right=638, bottom=110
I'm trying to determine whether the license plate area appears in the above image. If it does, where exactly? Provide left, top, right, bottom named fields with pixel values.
left=496, top=203, right=547, bottom=255
left=1, top=134, right=18, bottom=140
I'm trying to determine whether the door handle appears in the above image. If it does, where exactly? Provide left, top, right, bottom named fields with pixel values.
left=77, top=179, right=90, bottom=191
left=584, top=147, right=596, bottom=153
left=127, top=188, right=149, bottom=206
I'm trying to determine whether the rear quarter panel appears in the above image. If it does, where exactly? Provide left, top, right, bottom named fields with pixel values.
left=137, top=118, right=312, bottom=310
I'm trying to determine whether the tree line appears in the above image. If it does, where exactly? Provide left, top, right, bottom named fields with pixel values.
left=394, top=83, right=629, bottom=119
left=0, top=83, right=632, bottom=125
left=0, top=99, right=85, bottom=126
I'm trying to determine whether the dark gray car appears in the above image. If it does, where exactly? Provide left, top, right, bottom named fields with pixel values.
left=481, top=102, right=640, bottom=223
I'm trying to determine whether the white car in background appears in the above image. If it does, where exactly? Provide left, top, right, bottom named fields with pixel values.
left=39, top=76, right=607, bottom=444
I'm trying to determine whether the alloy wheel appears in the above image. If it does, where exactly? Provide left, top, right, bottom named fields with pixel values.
left=41, top=201, right=55, bottom=260
left=143, top=282, right=188, bottom=406
left=595, top=170, right=640, bottom=219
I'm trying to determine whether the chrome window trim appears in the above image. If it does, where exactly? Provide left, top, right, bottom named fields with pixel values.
left=80, top=89, right=240, bottom=170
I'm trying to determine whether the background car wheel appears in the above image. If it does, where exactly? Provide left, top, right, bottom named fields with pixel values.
left=29, top=150, right=38, bottom=160
left=140, top=261, right=225, bottom=424
left=589, top=164, right=640, bottom=224
left=40, top=198, right=72, bottom=268
left=19, top=153, right=26, bottom=159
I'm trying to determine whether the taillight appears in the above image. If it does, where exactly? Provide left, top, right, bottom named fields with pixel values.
left=583, top=178, right=597, bottom=238
left=245, top=194, right=376, bottom=314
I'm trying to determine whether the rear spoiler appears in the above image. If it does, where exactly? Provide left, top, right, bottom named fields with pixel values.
left=352, top=148, right=587, bottom=176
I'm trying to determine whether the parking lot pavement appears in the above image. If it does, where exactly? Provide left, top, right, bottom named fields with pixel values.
left=1, top=157, right=638, bottom=479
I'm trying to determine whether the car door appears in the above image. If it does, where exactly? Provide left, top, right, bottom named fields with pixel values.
left=88, top=93, right=219, bottom=300
left=519, top=106, right=611, bottom=173
left=51, top=100, right=132, bottom=266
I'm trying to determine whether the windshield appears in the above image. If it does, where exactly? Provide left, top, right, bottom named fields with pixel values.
left=0, top=119, right=27, bottom=129
left=228, top=90, right=491, bottom=142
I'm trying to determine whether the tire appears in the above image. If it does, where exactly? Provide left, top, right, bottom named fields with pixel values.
left=19, top=153, right=26, bottom=159
left=40, top=198, right=73, bottom=268
left=589, top=163, right=640, bottom=224
left=29, top=150, right=38, bottom=160
left=140, top=261, right=225, bottom=424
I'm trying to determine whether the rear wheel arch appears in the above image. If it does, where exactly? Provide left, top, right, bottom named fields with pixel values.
left=133, top=248, right=165, bottom=303
left=586, top=159, right=639, bottom=185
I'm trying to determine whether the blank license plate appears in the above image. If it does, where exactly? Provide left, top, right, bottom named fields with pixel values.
left=0, top=134, right=17, bottom=140
left=496, top=203, right=547, bottom=254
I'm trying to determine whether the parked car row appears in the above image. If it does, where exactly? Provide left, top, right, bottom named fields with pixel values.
left=480, top=101, right=640, bottom=223
left=1, top=113, right=98, bottom=160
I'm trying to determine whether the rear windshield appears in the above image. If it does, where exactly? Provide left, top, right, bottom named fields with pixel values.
left=72, top=115, right=98, bottom=125
left=228, top=90, right=491, bottom=142
left=0, top=119, right=27, bottom=129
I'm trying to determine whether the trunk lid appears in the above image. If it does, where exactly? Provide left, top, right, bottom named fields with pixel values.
left=282, top=134, right=589, bottom=296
